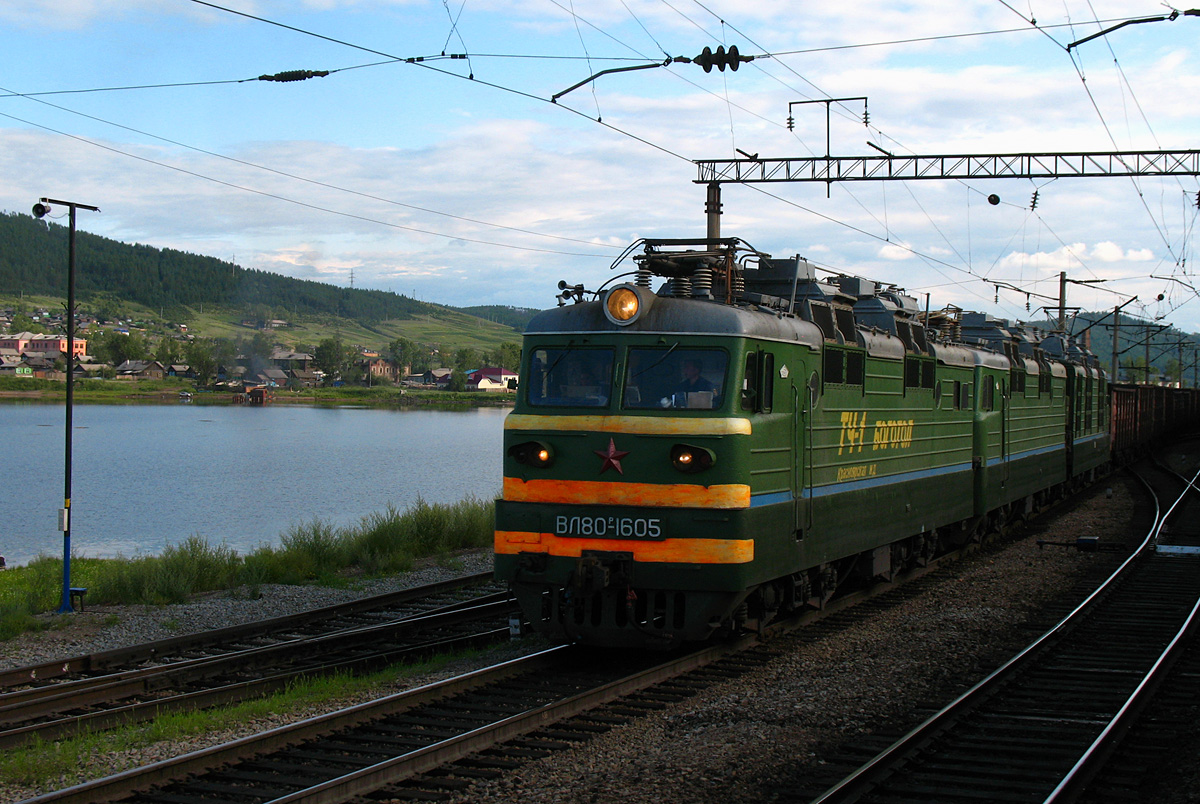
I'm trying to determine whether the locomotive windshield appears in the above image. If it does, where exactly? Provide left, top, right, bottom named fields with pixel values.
left=622, top=347, right=727, bottom=410
left=526, top=347, right=614, bottom=407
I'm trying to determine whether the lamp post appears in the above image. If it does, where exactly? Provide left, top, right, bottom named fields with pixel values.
left=32, top=197, right=100, bottom=614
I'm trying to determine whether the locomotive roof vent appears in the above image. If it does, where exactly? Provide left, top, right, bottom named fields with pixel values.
left=837, top=276, right=877, bottom=299
left=877, top=287, right=921, bottom=318
left=959, top=312, right=1016, bottom=352
left=853, top=294, right=928, bottom=353
left=1040, top=332, right=1068, bottom=358
left=741, top=254, right=814, bottom=288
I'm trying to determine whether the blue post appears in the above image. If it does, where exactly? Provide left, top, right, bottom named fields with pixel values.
left=33, top=198, right=99, bottom=614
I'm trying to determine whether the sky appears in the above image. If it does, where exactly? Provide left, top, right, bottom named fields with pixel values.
left=1, top=0, right=1198, bottom=336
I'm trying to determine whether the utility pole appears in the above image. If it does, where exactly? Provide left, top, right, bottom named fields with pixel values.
left=1111, top=305, right=1120, bottom=382
left=1145, top=324, right=1152, bottom=383
left=1059, top=272, right=1067, bottom=332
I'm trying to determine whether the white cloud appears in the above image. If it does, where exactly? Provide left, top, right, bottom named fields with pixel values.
left=879, top=242, right=915, bottom=260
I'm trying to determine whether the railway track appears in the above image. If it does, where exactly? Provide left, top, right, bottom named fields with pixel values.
left=797, top=451, right=1200, bottom=804
left=0, top=572, right=517, bottom=748
left=15, top=640, right=760, bottom=804
left=7, top=461, right=1168, bottom=804
left=9, top=506, right=1104, bottom=804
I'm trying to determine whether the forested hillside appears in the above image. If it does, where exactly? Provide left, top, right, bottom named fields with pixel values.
left=0, top=211, right=437, bottom=325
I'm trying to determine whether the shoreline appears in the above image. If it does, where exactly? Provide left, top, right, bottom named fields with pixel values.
left=0, top=386, right=515, bottom=408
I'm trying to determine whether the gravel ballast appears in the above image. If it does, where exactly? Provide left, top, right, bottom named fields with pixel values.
left=434, top=478, right=1145, bottom=804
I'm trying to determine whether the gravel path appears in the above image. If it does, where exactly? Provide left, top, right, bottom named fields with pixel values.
left=5, top=474, right=1190, bottom=804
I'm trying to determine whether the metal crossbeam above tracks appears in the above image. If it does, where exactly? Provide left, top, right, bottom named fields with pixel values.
left=695, top=150, right=1200, bottom=184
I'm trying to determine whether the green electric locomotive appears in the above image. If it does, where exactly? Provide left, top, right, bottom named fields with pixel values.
left=494, top=238, right=1109, bottom=647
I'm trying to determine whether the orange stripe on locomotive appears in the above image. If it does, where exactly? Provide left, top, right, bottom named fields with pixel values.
left=495, top=530, right=754, bottom=564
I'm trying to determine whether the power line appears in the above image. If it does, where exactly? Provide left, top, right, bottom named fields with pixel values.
left=0, top=108, right=613, bottom=259
left=1, top=85, right=618, bottom=250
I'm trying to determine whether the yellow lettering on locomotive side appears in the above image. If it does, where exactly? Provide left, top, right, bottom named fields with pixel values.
left=838, top=410, right=868, bottom=455
left=870, top=418, right=915, bottom=451
left=836, top=464, right=878, bottom=482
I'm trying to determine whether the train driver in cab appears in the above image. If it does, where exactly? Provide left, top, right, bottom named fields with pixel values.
left=672, top=358, right=718, bottom=408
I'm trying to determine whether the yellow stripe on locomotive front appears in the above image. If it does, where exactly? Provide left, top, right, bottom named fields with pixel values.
left=502, top=477, right=750, bottom=508
left=505, top=413, right=753, bottom=437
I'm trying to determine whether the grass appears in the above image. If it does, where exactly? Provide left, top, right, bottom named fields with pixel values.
left=0, top=495, right=496, bottom=639
left=0, top=654, right=470, bottom=790
left=0, top=376, right=514, bottom=410
left=0, top=292, right=522, bottom=356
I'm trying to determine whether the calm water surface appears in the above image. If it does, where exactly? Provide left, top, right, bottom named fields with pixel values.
left=1, top=402, right=507, bottom=567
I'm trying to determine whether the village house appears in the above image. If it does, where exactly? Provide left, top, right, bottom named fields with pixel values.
left=467, top=366, right=518, bottom=392
left=362, top=356, right=401, bottom=384
left=270, top=348, right=314, bottom=371
left=289, top=368, right=321, bottom=388
left=424, top=367, right=454, bottom=387
left=115, top=360, right=166, bottom=380
left=0, top=332, right=87, bottom=358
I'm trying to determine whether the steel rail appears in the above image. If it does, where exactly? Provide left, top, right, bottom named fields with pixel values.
left=1043, top=463, right=1200, bottom=801
left=0, top=590, right=512, bottom=718
left=14, top=646, right=568, bottom=804
left=15, top=637, right=750, bottom=804
left=261, top=638, right=750, bottom=804
left=807, top=468, right=1166, bottom=804
left=1044, top=593, right=1200, bottom=801
left=0, top=571, right=496, bottom=687
left=0, top=597, right=517, bottom=748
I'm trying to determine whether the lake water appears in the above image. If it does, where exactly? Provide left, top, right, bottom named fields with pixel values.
left=1, top=402, right=507, bottom=567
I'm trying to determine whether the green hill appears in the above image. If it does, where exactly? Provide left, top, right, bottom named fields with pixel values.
left=0, top=211, right=532, bottom=352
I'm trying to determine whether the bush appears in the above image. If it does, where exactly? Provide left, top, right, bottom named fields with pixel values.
left=0, top=495, right=496, bottom=639
left=88, top=537, right=241, bottom=605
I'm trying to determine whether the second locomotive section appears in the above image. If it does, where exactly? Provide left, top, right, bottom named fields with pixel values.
left=495, top=239, right=1110, bottom=647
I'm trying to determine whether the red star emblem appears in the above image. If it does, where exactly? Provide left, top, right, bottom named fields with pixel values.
left=594, top=437, right=630, bottom=475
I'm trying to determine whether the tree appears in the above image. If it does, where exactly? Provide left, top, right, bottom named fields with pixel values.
left=453, top=347, right=482, bottom=372
left=9, top=312, right=46, bottom=334
left=1164, top=357, right=1183, bottom=386
left=95, top=329, right=148, bottom=366
left=314, top=337, right=354, bottom=384
left=486, top=342, right=521, bottom=371
left=239, top=331, right=276, bottom=377
left=387, top=337, right=420, bottom=376
left=185, top=340, right=218, bottom=386
left=154, top=337, right=181, bottom=366
left=1120, top=355, right=1149, bottom=383
left=211, top=338, right=238, bottom=374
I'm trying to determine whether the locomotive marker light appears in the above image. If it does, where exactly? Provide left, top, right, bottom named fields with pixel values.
left=603, top=284, right=654, bottom=326
left=671, top=443, right=716, bottom=473
left=32, top=196, right=100, bottom=614
left=509, top=440, right=555, bottom=468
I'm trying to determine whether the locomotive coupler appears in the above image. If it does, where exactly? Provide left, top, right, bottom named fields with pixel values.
left=573, top=551, right=632, bottom=593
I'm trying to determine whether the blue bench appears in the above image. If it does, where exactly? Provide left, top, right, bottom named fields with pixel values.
left=69, top=587, right=88, bottom=611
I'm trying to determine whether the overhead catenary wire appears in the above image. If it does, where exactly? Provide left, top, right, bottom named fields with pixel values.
left=184, top=0, right=1187, bottom=326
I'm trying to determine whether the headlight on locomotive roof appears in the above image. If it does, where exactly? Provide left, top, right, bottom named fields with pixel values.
left=509, top=440, right=555, bottom=468
left=671, top=443, right=715, bottom=473
left=603, top=284, right=652, bottom=326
